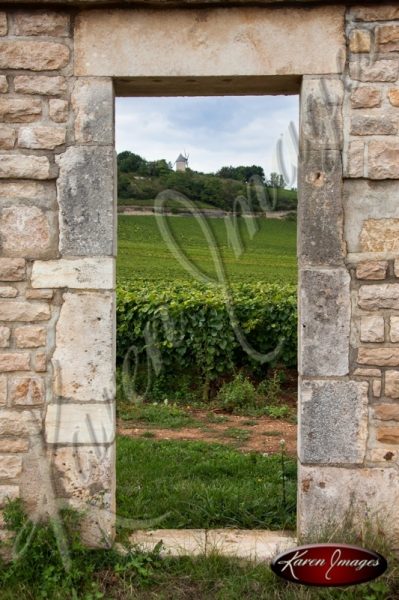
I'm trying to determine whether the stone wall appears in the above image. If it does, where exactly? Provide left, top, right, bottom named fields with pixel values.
left=0, top=9, right=116, bottom=546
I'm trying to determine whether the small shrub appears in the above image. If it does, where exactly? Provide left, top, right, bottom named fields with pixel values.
left=216, top=373, right=257, bottom=413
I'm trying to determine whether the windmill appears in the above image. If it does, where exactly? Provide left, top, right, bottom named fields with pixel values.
left=175, top=151, right=189, bottom=172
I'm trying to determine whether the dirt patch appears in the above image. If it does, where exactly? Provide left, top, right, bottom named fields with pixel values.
left=118, top=409, right=297, bottom=456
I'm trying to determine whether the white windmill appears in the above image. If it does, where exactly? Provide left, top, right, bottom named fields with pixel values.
left=175, top=152, right=189, bottom=172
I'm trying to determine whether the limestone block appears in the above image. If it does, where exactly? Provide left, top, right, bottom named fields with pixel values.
left=300, top=78, right=343, bottom=151
left=358, top=284, right=399, bottom=310
left=18, top=126, right=66, bottom=150
left=0, top=98, right=41, bottom=123
left=0, top=456, right=22, bottom=479
left=395, top=260, right=399, bottom=278
left=298, top=465, right=399, bottom=545
left=32, top=257, right=114, bottom=289
left=52, top=292, right=114, bottom=402
left=0, top=486, right=19, bottom=508
left=0, top=155, right=51, bottom=180
left=299, top=380, right=368, bottom=464
left=14, top=75, right=67, bottom=96
left=10, top=377, right=44, bottom=405
left=360, top=219, right=399, bottom=253
left=49, top=99, right=68, bottom=123
left=352, top=7, right=399, bottom=21
left=0, top=41, right=70, bottom=71
left=0, top=76, right=7, bottom=93
left=385, top=371, right=399, bottom=399
left=368, top=140, right=399, bottom=179
left=0, top=327, right=10, bottom=348
left=0, top=439, right=28, bottom=453
left=390, top=317, right=399, bottom=343
left=0, top=377, right=6, bottom=404
left=14, top=11, right=70, bottom=36
left=344, top=181, right=399, bottom=253
left=0, top=13, right=6, bottom=36
left=56, top=147, right=115, bottom=256
left=25, top=289, right=53, bottom=300
left=377, top=26, right=399, bottom=53
left=356, top=261, right=388, bottom=280
left=345, top=140, right=364, bottom=177
left=299, top=269, right=350, bottom=376
left=350, top=114, right=397, bottom=136
left=351, top=87, right=381, bottom=109
left=350, top=30, right=371, bottom=53
left=376, top=427, right=399, bottom=444
left=369, top=448, right=398, bottom=462
left=33, top=352, right=46, bottom=373
left=350, top=59, right=398, bottom=83
left=0, top=288, right=17, bottom=298
left=0, top=206, right=57, bottom=259
left=0, top=410, right=41, bottom=436
left=14, top=327, right=46, bottom=349
left=388, top=89, right=399, bottom=107
left=0, top=354, right=30, bottom=372
left=45, top=403, right=115, bottom=444
left=0, top=126, right=15, bottom=150
left=358, top=347, right=399, bottom=367
left=0, top=301, right=50, bottom=321
left=0, top=258, right=25, bottom=281
left=373, top=379, right=382, bottom=397
left=353, top=368, right=381, bottom=377
left=298, top=151, right=344, bottom=265
left=72, top=78, right=113, bottom=144
left=360, top=316, right=385, bottom=343
left=374, top=404, right=399, bottom=421
left=0, top=182, right=55, bottom=204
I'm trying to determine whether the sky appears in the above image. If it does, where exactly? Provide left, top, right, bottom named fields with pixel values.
left=115, top=96, right=299, bottom=185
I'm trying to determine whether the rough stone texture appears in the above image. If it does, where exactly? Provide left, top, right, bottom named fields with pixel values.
left=299, top=380, right=368, bottom=464
left=0, top=98, right=41, bottom=123
left=360, top=316, right=385, bottom=343
left=345, top=140, right=364, bottom=177
left=350, top=59, right=399, bottom=83
left=358, top=348, right=399, bottom=367
left=0, top=327, right=10, bottom=349
left=0, top=377, right=5, bottom=404
left=56, top=147, right=115, bottom=256
left=10, top=377, right=44, bottom=405
left=14, top=75, right=67, bottom=96
left=72, top=78, right=113, bottom=144
left=33, top=352, right=46, bottom=373
left=0, top=258, right=25, bottom=281
left=0, top=126, right=15, bottom=150
left=0, top=456, right=22, bottom=479
left=298, top=151, right=344, bottom=266
left=374, top=404, right=399, bottom=421
left=356, top=261, right=388, bottom=280
left=299, top=269, right=350, bottom=377
left=352, top=6, right=399, bottom=21
left=373, top=379, right=382, bottom=397
left=14, top=327, right=46, bottom=349
left=376, top=428, right=399, bottom=444
left=350, top=114, right=397, bottom=136
left=0, top=181, right=55, bottom=203
left=32, top=257, right=114, bottom=289
left=377, top=26, right=399, bottom=53
left=0, top=206, right=56, bottom=259
left=45, top=403, right=115, bottom=444
left=18, top=126, right=66, bottom=150
left=14, top=11, right=70, bottom=36
left=368, top=140, right=399, bottom=180
left=0, top=439, right=28, bottom=453
left=0, top=41, right=70, bottom=71
left=360, top=219, right=399, bottom=253
left=388, top=89, right=399, bottom=108
left=350, top=29, right=371, bottom=53
left=395, top=260, right=399, bottom=278
left=0, top=155, right=51, bottom=180
left=25, top=289, right=53, bottom=300
left=0, top=76, right=8, bottom=93
left=359, top=284, right=399, bottom=310
left=353, top=367, right=381, bottom=377
left=52, top=292, right=114, bottom=402
left=351, top=87, right=381, bottom=109
left=344, top=181, right=399, bottom=253
left=391, top=317, right=399, bottom=343
left=75, top=6, right=345, bottom=78
left=298, top=465, right=399, bottom=544
left=0, top=13, right=6, bottom=36
left=0, top=287, right=17, bottom=298
left=0, top=354, right=30, bottom=372
left=0, top=301, right=50, bottom=321
left=0, top=486, right=19, bottom=508
left=300, top=78, right=343, bottom=151
left=49, top=99, right=68, bottom=123
left=385, top=371, right=399, bottom=399
left=0, top=409, right=41, bottom=436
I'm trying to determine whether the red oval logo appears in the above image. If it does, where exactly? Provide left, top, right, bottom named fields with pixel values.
left=271, top=544, right=387, bottom=587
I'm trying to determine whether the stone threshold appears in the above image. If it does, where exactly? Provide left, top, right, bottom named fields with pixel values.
left=128, top=529, right=296, bottom=562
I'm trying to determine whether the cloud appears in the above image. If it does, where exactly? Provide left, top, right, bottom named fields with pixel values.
left=115, top=95, right=299, bottom=178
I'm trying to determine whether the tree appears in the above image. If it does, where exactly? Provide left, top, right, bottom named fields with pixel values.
left=268, top=172, right=285, bottom=189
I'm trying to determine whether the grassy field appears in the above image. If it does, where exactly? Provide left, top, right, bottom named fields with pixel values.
left=117, top=215, right=297, bottom=284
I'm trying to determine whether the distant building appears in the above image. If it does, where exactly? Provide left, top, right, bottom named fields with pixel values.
left=175, top=153, right=188, bottom=172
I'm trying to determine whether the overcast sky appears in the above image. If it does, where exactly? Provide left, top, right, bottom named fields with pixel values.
left=115, top=96, right=299, bottom=183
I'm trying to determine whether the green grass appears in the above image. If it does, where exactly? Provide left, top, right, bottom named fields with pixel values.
left=117, top=215, right=297, bottom=284
left=118, top=197, right=220, bottom=209
left=118, top=402, right=202, bottom=429
left=116, top=436, right=296, bottom=530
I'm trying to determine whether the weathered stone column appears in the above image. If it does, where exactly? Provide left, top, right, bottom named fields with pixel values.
left=0, top=8, right=116, bottom=546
